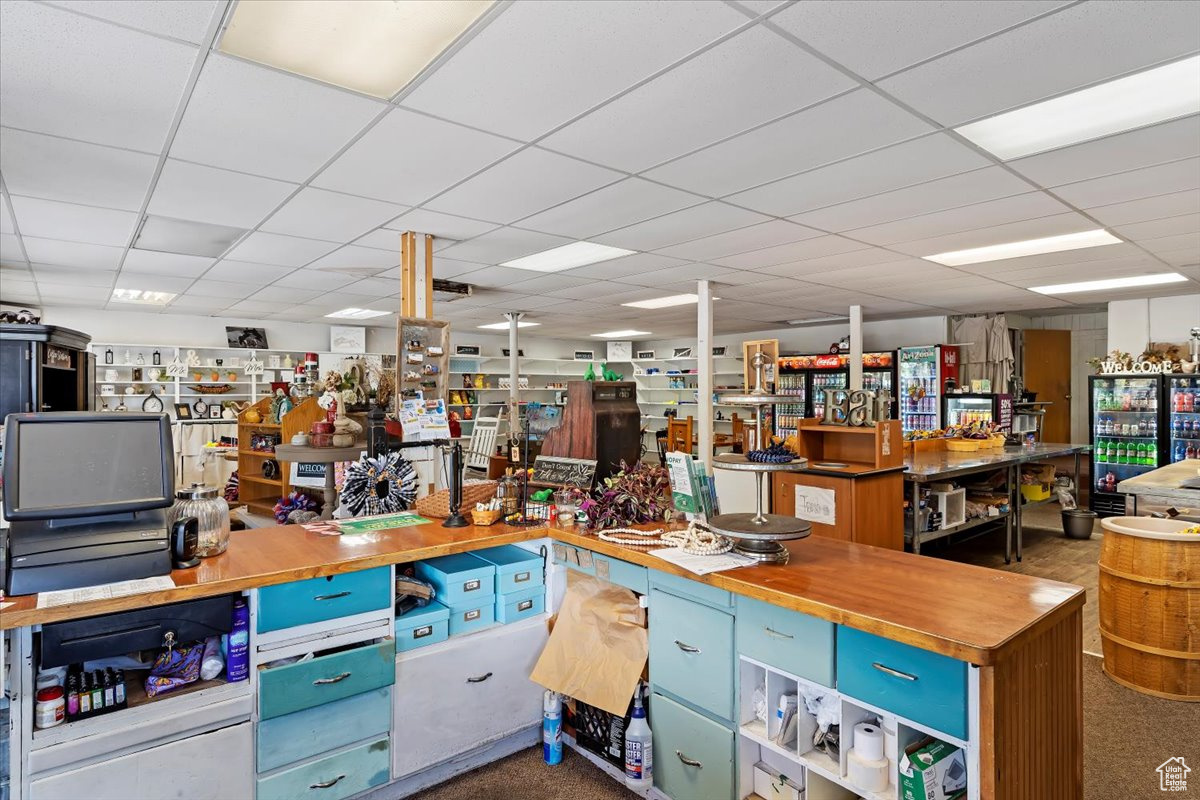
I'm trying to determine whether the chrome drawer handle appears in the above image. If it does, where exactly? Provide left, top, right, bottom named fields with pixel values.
left=676, top=751, right=703, bottom=769
left=872, top=662, right=918, bottom=681
left=674, top=640, right=701, bottom=654
left=309, top=775, right=346, bottom=789
left=764, top=626, right=794, bottom=639
left=314, top=591, right=351, bottom=601
left=313, top=672, right=352, bottom=685
left=467, top=672, right=493, bottom=683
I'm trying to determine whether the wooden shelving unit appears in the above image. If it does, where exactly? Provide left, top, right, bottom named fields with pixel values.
left=236, top=396, right=324, bottom=515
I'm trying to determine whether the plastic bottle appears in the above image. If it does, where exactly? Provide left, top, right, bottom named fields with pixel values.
left=624, top=685, right=653, bottom=791
left=543, top=690, right=563, bottom=765
left=227, top=598, right=250, bottom=682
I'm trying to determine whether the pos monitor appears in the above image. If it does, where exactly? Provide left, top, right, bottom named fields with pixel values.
left=3, top=412, right=176, bottom=595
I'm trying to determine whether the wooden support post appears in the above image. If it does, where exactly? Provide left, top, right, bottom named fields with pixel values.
left=400, top=231, right=416, bottom=318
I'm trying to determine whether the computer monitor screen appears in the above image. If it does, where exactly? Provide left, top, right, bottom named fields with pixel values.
left=3, top=412, right=174, bottom=520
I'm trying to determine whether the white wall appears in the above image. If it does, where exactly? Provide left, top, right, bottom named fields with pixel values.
left=1108, top=294, right=1200, bottom=353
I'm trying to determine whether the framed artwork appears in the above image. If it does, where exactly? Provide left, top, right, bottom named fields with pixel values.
left=673, top=347, right=693, bottom=359
left=607, top=341, right=632, bottom=362
left=712, top=346, right=727, bottom=357
left=174, top=403, right=192, bottom=420
left=573, top=350, right=595, bottom=361
left=226, top=326, right=268, bottom=349
left=330, top=325, right=366, bottom=354
left=636, top=350, right=655, bottom=360
left=208, top=405, right=223, bottom=419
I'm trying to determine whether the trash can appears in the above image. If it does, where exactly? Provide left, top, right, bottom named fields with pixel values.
left=1061, top=508, right=1097, bottom=539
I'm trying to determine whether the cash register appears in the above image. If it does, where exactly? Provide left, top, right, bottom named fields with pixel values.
left=3, top=412, right=175, bottom=595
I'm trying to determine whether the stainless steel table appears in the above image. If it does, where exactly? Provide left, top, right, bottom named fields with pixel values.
left=905, top=442, right=1091, bottom=563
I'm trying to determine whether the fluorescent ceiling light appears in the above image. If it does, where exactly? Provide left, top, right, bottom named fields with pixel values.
left=623, top=294, right=702, bottom=309
left=956, top=56, right=1200, bottom=160
left=478, top=321, right=539, bottom=330
left=111, top=289, right=176, bottom=305
left=219, top=0, right=493, bottom=99
left=787, top=315, right=849, bottom=326
left=501, top=242, right=635, bottom=273
left=325, top=307, right=390, bottom=319
left=592, top=330, right=651, bottom=338
left=923, top=229, right=1121, bottom=266
left=1029, top=272, right=1187, bottom=295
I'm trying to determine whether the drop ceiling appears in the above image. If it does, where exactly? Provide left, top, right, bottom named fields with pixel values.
left=0, top=0, right=1197, bottom=339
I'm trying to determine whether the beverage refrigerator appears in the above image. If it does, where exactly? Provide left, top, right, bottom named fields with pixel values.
left=773, top=352, right=896, bottom=438
left=1089, top=374, right=1167, bottom=516
left=898, top=345, right=960, bottom=435
left=942, top=392, right=1015, bottom=431
left=1167, top=375, right=1200, bottom=463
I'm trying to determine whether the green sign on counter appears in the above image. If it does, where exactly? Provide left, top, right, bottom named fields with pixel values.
left=338, top=512, right=432, bottom=534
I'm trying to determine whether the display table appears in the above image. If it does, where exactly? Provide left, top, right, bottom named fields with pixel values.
left=273, top=442, right=367, bottom=519
left=1116, top=458, right=1200, bottom=514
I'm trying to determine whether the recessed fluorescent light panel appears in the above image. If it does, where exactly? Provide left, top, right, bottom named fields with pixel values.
left=623, top=294, right=701, bottom=309
left=592, top=330, right=651, bottom=338
left=219, top=0, right=493, bottom=99
left=111, top=289, right=176, bottom=305
left=478, top=321, right=539, bottom=330
left=1029, top=272, right=1187, bottom=295
left=923, top=230, right=1121, bottom=266
left=501, top=242, right=635, bottom=273
left=325, top=307, right=390, bottom=319
left=956, top=56, right=1200, bottom=160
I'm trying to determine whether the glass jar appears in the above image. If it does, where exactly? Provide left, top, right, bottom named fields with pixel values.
left=170, top=484, right=230, bottom=558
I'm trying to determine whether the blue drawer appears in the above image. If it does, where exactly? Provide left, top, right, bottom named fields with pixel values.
left=257, top=687, right=391, bottom=772
left=552, top=543, right=596, bottom=575
left=649, top=589, right=734, bottom=721
left=736, top=596, right=835, bottom=687
left=473, top=544, right=544, bottom=594
left=650, top=569, right=731, bottom=610
left=593, top=552, right=648, bottom=594
left=415, top=553, right=496, bottom=606
left=257, top=567, right=392, bottom=633
left=395, top=602, right=449, bottom=652
left=259, top=639, right=396, bottom=720
left=651, top=692, right=734, bottom=800
left=837, top=626, right=968, bottom=740
left=256, top=737, right=390, bottom=800
left=495, top=586, right=544, bottom=624
left=447, top=598, right=496, bottom=636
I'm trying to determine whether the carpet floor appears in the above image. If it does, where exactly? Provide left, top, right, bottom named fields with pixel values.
left=408, top=745, right=637, bottom=800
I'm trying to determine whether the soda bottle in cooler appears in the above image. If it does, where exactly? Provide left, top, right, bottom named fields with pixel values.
left=1096, top=440, right=1107, bottom=463
left=1175, top=441, right=1188, bottom=462
left=1188, top=443, right=1197, bottom=460
left=1115, top=441, right=1126, bottom=464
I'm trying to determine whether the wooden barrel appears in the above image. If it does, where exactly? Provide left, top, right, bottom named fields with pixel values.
left=1098, top=517, right=1200, bottom=701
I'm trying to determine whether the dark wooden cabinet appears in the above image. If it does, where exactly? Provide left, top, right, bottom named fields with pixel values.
left=0, top=324, right=92, bottom=419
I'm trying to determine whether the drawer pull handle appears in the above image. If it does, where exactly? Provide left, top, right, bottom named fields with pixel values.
left=763, top=626, right=794, bottom=639
left=675, top=751, right=703, bottom=769
left=314, top=591, right=351, bottom=601
left=872, top=662, right=918, bottom=682
left=313, top=672, right=352, bottom=685
left=674, top=640, right=701, bottom=654
left=309, top=775, right=346, bottom=789
left=467, top=672, right=493, bottom=683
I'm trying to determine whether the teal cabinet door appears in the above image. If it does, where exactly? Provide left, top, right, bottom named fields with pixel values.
left=593, top=553, right=648, bottom=594
left=650, top=569, right=732, bottom=609
left=256, top=737, right=390, bottom=800
left=259, top=639, right=396, bottom=720
left=651, top=692, right=734, bottom=800
left=649, top=590, right=734, bottom=721
left=736, top=596, right=835, bottom=687
left=257, top=567, right=391, bottom=633
left=257, top=687, right=391, bottom=772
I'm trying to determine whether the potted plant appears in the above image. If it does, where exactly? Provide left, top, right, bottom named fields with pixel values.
left=583, top=461, right=674, bottom=529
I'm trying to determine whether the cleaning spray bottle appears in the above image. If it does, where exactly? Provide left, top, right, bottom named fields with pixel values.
left=624, top=683, right=653, bottom=790
left=543, top=690, right=563, bottom=765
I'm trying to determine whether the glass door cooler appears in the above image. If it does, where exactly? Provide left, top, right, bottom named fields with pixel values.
left=773, top=367, right=806, bottom=439
left=898, top=345, right=959, bottom=434
left=1168, top=375, right=1200, bottom=463
left=1090, top=374, right=1167, bottom=516
left=942, top=392, right=1013, bottom=430
left=775, top=352, right=895, bottom=431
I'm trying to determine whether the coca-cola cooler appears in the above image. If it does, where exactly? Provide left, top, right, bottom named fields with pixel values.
left=773, top=352, right=896, bottom=438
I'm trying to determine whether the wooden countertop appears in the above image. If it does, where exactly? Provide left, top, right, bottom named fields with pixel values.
left=0, top=518, right=1084, bottom=665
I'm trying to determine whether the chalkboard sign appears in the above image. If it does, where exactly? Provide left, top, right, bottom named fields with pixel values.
left=531, top=456, right=597, bottom=489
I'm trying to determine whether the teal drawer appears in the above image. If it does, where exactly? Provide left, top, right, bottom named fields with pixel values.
left=649, top=589, right=734, bottom=721
left=494, top=586, right=544, bottom=624
left=447, top=598, right=495, bottom=636
left=257, top=687, right=391, bottom=772
left=257, top=567, right=391, bottom=633
left=473, top=544, right=544, bottom=594
left=650, top=569, right=731, bottom=609
left=552, top=543, right=596, bottom=575
left=736, top=596, right=835, bottom=687
left=651, top=692, right=734, bottom=800
left=415, top=553, right=496, bottom=606
left=257, top=737, right=389, bottom=800
left=395, top=602, right=449, bottom=653
left=837, top=626, right=968, bottom=740
left=259, top=639, right=396, bottom=720
left=593, top=552, right=648, bottom=594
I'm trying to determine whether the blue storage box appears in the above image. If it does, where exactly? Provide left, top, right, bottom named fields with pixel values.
left=395, top=601, right=449, bottom=652
left=414, top=553, right=496, bottom=607
left=447, top=598, right=496, bottom=637
left=473, top=545, right=544, bottom=594
left=494, top=585, right=545, bottom=624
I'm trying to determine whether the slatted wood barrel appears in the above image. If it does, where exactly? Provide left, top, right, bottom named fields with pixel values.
left=1099, top=517, right=1199, bottom=701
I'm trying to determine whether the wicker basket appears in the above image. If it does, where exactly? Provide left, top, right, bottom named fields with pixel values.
left=945, top=438, right=982, bottom=452
left=415, top=480, right=497, bottom=519
left=470, top=508, right=504, bottom=526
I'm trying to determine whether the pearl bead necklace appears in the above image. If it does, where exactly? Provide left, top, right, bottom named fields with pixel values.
left=597, top=521, right=733, bottom=555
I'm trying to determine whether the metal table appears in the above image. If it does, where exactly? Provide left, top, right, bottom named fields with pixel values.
left=905, top=442, right=1091, bottom=563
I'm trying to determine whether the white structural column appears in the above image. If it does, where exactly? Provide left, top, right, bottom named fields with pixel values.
left=849, top=304, right=863, bottom=391
left=505, top=311, right=523, bottom=418
left=698, top=280, right=715, bottom=475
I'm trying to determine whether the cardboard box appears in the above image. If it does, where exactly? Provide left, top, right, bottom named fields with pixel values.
left=899, top=738, right=967, bottom=800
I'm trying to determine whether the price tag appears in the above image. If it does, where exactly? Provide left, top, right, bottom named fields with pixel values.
left=243, top=351, right=264, bottom=376
left=165, top=357, right=187, bottom=379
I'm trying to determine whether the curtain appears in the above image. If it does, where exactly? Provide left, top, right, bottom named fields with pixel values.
left=950, top=315, right=1012, bottom=393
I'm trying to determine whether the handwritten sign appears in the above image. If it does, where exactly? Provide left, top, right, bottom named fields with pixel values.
left=531, top=455, right=597, bottom=488
left=793, top=485, right=836, bottom=526
left=165, top=356, right=187, bottom=379
left=243, top=350, right=265, bottom=376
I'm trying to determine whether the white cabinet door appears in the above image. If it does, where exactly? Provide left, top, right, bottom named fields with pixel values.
left=30, top=722, right=253, bottom=800
left=393, top=621, right=546, bottom=778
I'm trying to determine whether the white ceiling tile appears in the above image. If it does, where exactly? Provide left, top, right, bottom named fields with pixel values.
left=655, top=220, right=823, bottom=261
left=616, top=262, right=739, bottom=287
left=32, top=265, right=116, bottom=287
left=37, top=281, right=114, bottom=300
left=454, top=265, right=546, bottom=289
left=303, top=245, right=399, bottom=272
left=594, top=202, right=770, bottom=252
left=1050, top=158, right=1200, bottom=208
left=1, top=233, right=27, bottom=264
left=727, top=134, right=991, bottom=216
left=261, top=187, right=406, bottom=242
left=0, top=2, right=197, bottom=152
left=437, top=227, right=572, bottom=265
left=185, top=279, right=258, bottom=298
left=433, top=258, right=489, bottom=280
left=846, top=192, right=1071, bottom=246
left=22, top=236, right=124, bottom=269
left=0, top=281, right=38, bottom=304
left=148, top=160, right=298, bottom=228
left=1085, top=190, right=1200, bottom=227
left=170, top=54, right=384, bottom=182
left=223, top=299, right=279, bottom=315
left=45, top=0, right=221, bottom=44
left=802, top=261, right=965, bottom=287
left=8, top=195, right=137, bottom=246
left=0, top=128, right=158, bottom=211
left=113, top=271, right=193, bottom=293
left=273, top=270, right=357, bottom=291
left=1138, top=232, right=1200, bottom=255
left=887, top=211, right=1097, bottom=257
left=399, top=0, right=748, bottom=140
left=1154, top=247, right=1200, bottom=267
left=223, top=231, right=338, bottom=267
left=312, top=108, right=520, bottom=206
left=122, top=249, right=214, bottom=277
left=714, top=235, right=869, bottom=270
left=424, top=148, right=621, bottom=224
left=643, top=89, right=935, bottom=197
left=165, top=295, right=230, bottom=311
left=1112, top=213, right=1200, bottom=242
left=249, top=285, right=321, bottom=304
left=560, top=252, right=692, bottom=280
left=778, top=250, right=926, bottom=275
left=505, top=274, right=594, bottom=294
left=384, top=209, right=500, bottom=241
left=517, top=178, right=703, bottom=239
left=0, top=195, right=13, bottom=234
left=542, top=26, right=856, bottom=172
left=878, top=2, right=1200, bottom=125
left=201, top=260, right=293, bottom=285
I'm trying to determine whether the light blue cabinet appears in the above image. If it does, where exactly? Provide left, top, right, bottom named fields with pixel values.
left=259, top=639, right=396, bottom=720
left=649, top=589, right=734, bottom=721
left=651, top=692, right=735, bottom=800
left=592, top=552, right=648, bottom=594
left=256, top=737, right=390, bottom=800
left=650, top=569, right=731, bottom=609
left=257, top=567, right=392, bottom=633
left=736, top=596, right=835, bottom=687
left=257, top=687, right=392, bottom=772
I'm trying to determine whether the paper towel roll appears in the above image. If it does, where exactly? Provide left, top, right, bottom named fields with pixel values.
left=853, top=721, right=885, bottom=762
left=848, top=749, right=890, bottom=793
left=882, top=717, right=898, bottom=757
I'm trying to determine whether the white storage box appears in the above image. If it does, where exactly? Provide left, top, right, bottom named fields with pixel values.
left=928, top=488, right=966, bottom=530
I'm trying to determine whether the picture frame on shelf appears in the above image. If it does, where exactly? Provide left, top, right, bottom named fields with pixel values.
left=226, top=326, right=268, bottom=349
left=174, top=403, right=192, bottom=420
left=329, top=324, right=366, bottom=354
left=607, top=341, right=632, bottom=362
left=208, top=405, right=223, bottom=419
left=502, top=348, right=524, bottom=357
left=574, top=350, right=594, bottom=361
left=455, top=345, right=481, bottom=356
left=673, top=347, right=693, bottom=359
left=636, top=350, right=655, bottom=360
left=712, top=346, right=727, bottom=357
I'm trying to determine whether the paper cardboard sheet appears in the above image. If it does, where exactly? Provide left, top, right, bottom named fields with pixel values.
left=530, top=573, right=647, bottom=716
